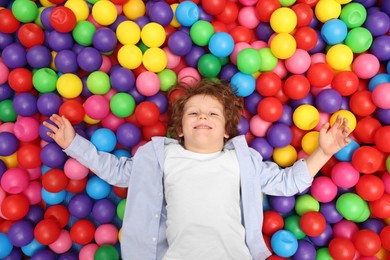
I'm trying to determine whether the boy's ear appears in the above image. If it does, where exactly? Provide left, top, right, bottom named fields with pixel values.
left=224, top=132, right=229, bottom=139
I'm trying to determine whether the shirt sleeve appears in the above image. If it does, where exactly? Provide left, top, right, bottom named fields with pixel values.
left=64, top=134, right=133, bottom=187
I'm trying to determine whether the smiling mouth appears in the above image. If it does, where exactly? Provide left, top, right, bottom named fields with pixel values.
left=194, top=125, right=212, bottom=129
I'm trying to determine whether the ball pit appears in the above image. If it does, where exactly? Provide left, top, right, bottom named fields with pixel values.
left=1, top=0, right=390, bottom=258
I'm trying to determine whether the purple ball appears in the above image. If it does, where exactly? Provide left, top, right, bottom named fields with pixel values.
left=220, top=64, right=238, bottom=81
left=12, top=92, right=38, bottom=116
left=269, top=195, right=296, bottom=214
left=0, top=32, right=14, bottom=50
left=68, top=193, right=94, bottom=219
left=40, top=143, right=68, bottom=168
left=146, top=92, right=168, bottom=113
left=0, top=160, right=6, bottom=176
left=24, top=205, right=44, bottom=225
left=92, top=199, right=116, bottom=224
left=128, top=87, right=145, bottom=104
left=58, top=252, right=78, bottom=260
left=382, top=0, right=390, bottom=16
left=256, top=22, right=274, bottom=42
left=375, top=107, right=390, bottom=124
left=0, top=83, right=15, bottom=101
left=198, top=6, right=213, bottom=22
left=308, top=223, right=334, bottom=247
left=244, top=91, right=262, bottom=115
left=110, top=15, right=129, bottom=31
left=289, top=93, right=314, bottom=109
left=116, top=122, right=142, bottom=148
left=0, top=132, right=19, bottom=156
left=320, top=201, right=343, bottom=224
left=81, top=75, right=93, bottom=98
left=37, top=92, right=62, bottom=116
left=40, top=6, right=54, bottom=31
left=72, top=43, right=85, bottom=55
left=359, top=218, right=386, bottom=234
left=31, top=249, right=56, bottom=260
left=39, top=120, right=56, bottom=143
left=354, top=0, right=378, bottom=8
left=370, top=35, right=390, bottom=61
left=364, top=11, right=390, bottom=37
left=276, top=105, right=293, bottom=126
left=291, top=239, right=316, bottom=260
left=48, top=31, right=74, bottom=52
left=148, top=1, right=173, bottom=26
left=168, top=31, right=193, bottom=56
left=54, top=50, right=78, bottom=73
left=340, top=96, right=350, bottom=110
left=266, top=123, right=293, bottom=148
left=77, top=47, right=102, bottom=72
left=26, top=45, right=52, bottom=69
left=110, top=66, right=135, bottom=92
left=185, top=45, right=206, bottom=68
left=250, top=137, right=273, bottom=161
left=2, top=43, right=27, bottom=69
left=2, top=248, right=23, bottom=260
left=309, top=30, right=326, bottom=54
left=134, top=16, right=150, bottom=29
left=315, top=89, right=342, bottom=113
left=237, top=116, right=249, bottom=135
left=8, top=220, right=34, bottom=247
left=92, top=27, right=117, bottom=53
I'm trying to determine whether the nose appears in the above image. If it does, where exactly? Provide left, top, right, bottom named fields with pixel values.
left=198, top=112, right=208, bottom=119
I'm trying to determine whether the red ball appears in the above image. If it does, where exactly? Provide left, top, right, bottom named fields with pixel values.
left=8, top=68, right=34, bottom=92
left=331, top=71, right=359, bottom=96
left=282, top=74, right=311, bottom=100
left=380, top=225, right=390, bottom=251
left=44, top=205, right=70, bottom=229
left=307, top=63, right=334, bottom=88
left=352, top=146, right=383, bottom=174
left=255, top=0, right=280, bottom=22
left=299, top=211, right=326, bottom=237
left=293, top=26, right=318, bottom=51
left=134, top=101, right=160, bottom=127
left=59, top=99, right=85, bottom=125
left=349, top=90, right=376, bottom=117
left=256, top=72, right=282, bottom=97
left=142, top=121, right=167, bottom=141
left=353, top=229, right=382, bottom=256
left=42, top=168, right=69, bottom=193
left=369, top=193, right=390, bottom=219
left=17, top=23, right=45, bottom=48
left=0, top=9, right=20, bottom=34
left=374, top=126, right=390, bottom=153
left=262, top=210, right=284, bottom=236
left=50, top=6, right=77, bottom=33
left=1, top=194, right=29, bottom=220
left=34, top=218, right=61, bottom=245
left=211, top=20, right=228, bottom=33
left=354, top=117, right=382, bottom=144
left=17, top=143, right=42, bottom=169
left=66, top=178, right=88, bottom=193
left=257, top=97, right=283, bottom=122
left=113, top=186, right=128, bottom=199
left=201, top=0, right=226, bottom=15
left=70, top=219, right=95, bottom=245
left=328, top=237, right=356, bottom=260
left=296, top=0, right=319, bottom=7
left=229, top=26, right=253, bottom=43
left=215, top=1, right=238, bottom=24
left=356, top=175, right=385, bottom=201
left=291, top=3, right=314, bottom=27
left=290, top=125, right=308, bottom=150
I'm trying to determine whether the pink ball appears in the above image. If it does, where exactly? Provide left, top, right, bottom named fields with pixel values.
left=26, top=166, right=42, bottom=180
left=99, top=55, right=112, bottom=73
left=297, top=149, right=308, bottom=160
left=0, top=122, right=15, bottom=133
left=249, top=115, right=272, bottom=137
left=382, top=171, right=390, bottom=194
left=239, top=0, right=258, bottom=6
left=310, top=176, right=338, bottom=203
left=230, top=42, right=251, bottom=65
left=352, top=53, right=380, bottom=79
left=1, top=168, right=30, bottom=194
left=64, top=158, right=89, bottom=180
left=79, top=244, right=98, bottom=260
left=310, top=53, right=326, bottom=64
left=333, top=220, right=359, bottom=240
left=22, top=180, right=42, bottom=205
left=84, top=95, right=110, bottom=120
left=314, top=112, right=330, bottom=131
left=238, top=6, right=259, bottom=29
left=251, top=41, right=267, bottom=50
left=49, top=230, right=72, bottom=254
left=163, top=47, right=181, bottom=69
left=177, top=67, right=201, bottom=85
left=285, top=49, right=311, bottom=74
left=372, top=82, right=390, bottom=109
left=104, top=88, right=117, bottom=101
left=94, top=224, right=118, bottom=245
left=0, top=58, right=9, bottom=85
left=101, top=113, right=125, bottom=132
left=14, top=117, right=39, bottom=142
left=271, top=60, right=288, bottom=79
left=331, top=162, right=360, bottom=189
left=136, top=71, right=160, bottom=96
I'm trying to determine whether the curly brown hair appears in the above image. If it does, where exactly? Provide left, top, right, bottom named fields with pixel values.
left=168, top=78, right=244, bottom=143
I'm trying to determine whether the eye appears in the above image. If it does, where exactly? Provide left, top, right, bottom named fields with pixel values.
left=210, top=112, right=219, bottom=116
left=188, top=112, right=197, bottom=115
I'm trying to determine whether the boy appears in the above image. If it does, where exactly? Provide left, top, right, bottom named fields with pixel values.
left=44, top=79, right=350, bottom=260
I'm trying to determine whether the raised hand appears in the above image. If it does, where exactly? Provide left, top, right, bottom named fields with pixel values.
left=318, top=115, right=351, bottom=157
left=43, top=114, right=76, bottom=149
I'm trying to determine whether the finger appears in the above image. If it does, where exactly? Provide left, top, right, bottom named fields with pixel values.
left=43, top=121, right=59, bottom=133
left=49, top=114, right=63, bottom=126
left=320, top=122, right=330, bottom=135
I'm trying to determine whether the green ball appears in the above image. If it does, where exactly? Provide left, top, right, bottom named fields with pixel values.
left=72, top=21, right=96, bottom=46
left=190, top=20, right=215, bottom=47
left=94, top=245, right=119, bottom=260
left=11, top=0, right=38, bottom=23
left=336, top=193, right=368, bottom=221
left=158, top=69, right=177, bottom=92
left=258, top=48, right=278, bottom=72
left=197, top=54, right=221, bottom=78
left=219, top=56, right=229, bottom=66
left=33, top=68, right=58, bottom=93
left=110, top=93, right=135, bottom=118
left=279, top=0, right=296, bottom=6
left=340, top=2, right=367, bottom=29
left=284, top=215, right=305, bottom=239
left=34, top=7, right=45, bottom=29
left=237, top=48, right=261, bottom=75
left=116, top=199, right=126, bottom=221
left=316, top=248, right=332, bottom=260
left=0, top=100, right=17, bottom=122
left=352, top=200, right=370, bottom=223
left=386, top=155, right=390, bottom=172
left=345, top=27, right=373, bottom=53
left=87, top=71, right=111, bottom=95
left=295, top=194, right=320, bottom=216
left=138, top=41, right=149, bottom=53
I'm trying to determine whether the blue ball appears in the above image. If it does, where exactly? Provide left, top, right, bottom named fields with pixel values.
left=271, top=230, right=298, bottom=257
left=41, top=188, right=67, bottom=205
left=208, top=32, right=234, bottom=58
left=321, top=19, right=348, bottom=45
left=230, top=72, right=256, bottom=97
left=334, top=138, right=359, bottom=161
left=91, top=128, right=117, bottom=152
left=368, top=73, right=390, bottom=91
left=0, top=233, right=13, bottom=258
left=175, top=1, right=199, bottom=27
left=86, top=176, right=112, bottom=200
left=21, top=238, right=45, bottom=257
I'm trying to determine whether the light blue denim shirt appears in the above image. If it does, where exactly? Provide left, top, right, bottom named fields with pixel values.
left=64, top=134, right=312, bottom=260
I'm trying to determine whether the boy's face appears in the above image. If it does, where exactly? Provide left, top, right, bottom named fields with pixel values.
left=180, top=94, right=229, bottom=153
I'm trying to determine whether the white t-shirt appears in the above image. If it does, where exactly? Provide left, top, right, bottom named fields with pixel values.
left=163, top=143, right=252, bottom=260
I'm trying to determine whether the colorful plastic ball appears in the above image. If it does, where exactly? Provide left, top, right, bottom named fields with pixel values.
left=314, top=0, right=341, bottom=23
left=83, top=95, right=109, bottom=121
left=1, top=168, right=29, bottom=194
left=117, top=44, right=143, bottom=70
left=190, top=21, right=214, bottom=48
left=116, top=21, right=140, bottom=46
left=370, top=193, right=390, bottom=219
left=236, top=48, right=261, bottom=74
left=0, top=8, right=20, bottom=34
left=283, top=215, right=305, bottom=240
left=336, top=193, right=369, bottom=222
left=77, top=47, right=102, bottom=73
left=352, top=146, right=383, bottom=174
left=8, top=220, right=34, bottom=247
left=345, top=27, right=373, bottom=54
left=258, top=48, right=278, bottom=72
left=13, top=116, right=39, bottom=142
left=352, top=53, right=380, bottom=79
left=300, top=211, right=326, bottom=237
left=215, top=1, right=238, bottom=24
left=0, top=233, right=13, bottom=258
left=90, top=28, right=116, bottom=53
left=350, top=90, right=376, bottom=117
left=331, top=161, right=359, bottom=188
left=11, top=0, right=38, bottom=23
left=8, top=67, right=33, bottom=93
left=262, top=210, right=284, bottom=236
left=370, top=35, right=390, bottom=61
left=328, top=237, right=356, bottom=260
left=94, top=244, right=119, bottom=260
left=110, top=66, right=135, bottom=92
left=295, top=194, right=319, bottom=216
left=353, top=229, right=381, bottom=256
left=292, top=3, right=314, bottom=27
left=331, top=71, right=359, bottom=96
left=266, top=123, right=292, bottom=148
left=95, top=223, right=118, bottom=245
left=256, top=72, right=281, bottom=97
left=17, top=23, right=44, bottom=48
left=374, top=126, right=390, bottom=153
left=49, top=6, right=76, bottom=33
left=238, top=6, right=259, bottom=29
left=0, top=132, right=18, bottom=156
left=12, top=92, right=37, bottom=117
left=141, top=22, right=166, bottom=47
left=320, top=201, right=343, bottom=224
left=355, top=116, right=381, bottom=144
left=54, top=50, right=78, bottom=74
left=68, top=193, right=93, bottom=219
left=371, top=82, right=390, bottom=109
left=271, top=230, right=298, bottom=258
left=56, top=73, right=82, bottom=99
left=315, top=89, right=342, bottom=114
left=208, top=32, right=235, bottom=58
left=197, top=54, right=222, bottom=78
left=269, top=195, right=295, bottom=214
left=285, top=49, right=311, bottom=74
left=167, top=30, right=192, bottom=57
left=326, top=44, right=353, bottom=71
left=270, top=33, right=297, bottom=59
left=321, top=18, right=348, bottom=45
left=310, top=176, right=338, bottom=203
left=364, top=11, right=390, bottom=37
left=21, top=238, right=45, bottom=257
left=34, top=218, right=61, bottom=245
left=86, top=175, right=111, bottom=200
left=270, top=7, right=297, bottom=33
left=2, top=43, right=27, bottom=69
left=292, top=104, right=319, bottom=131
left=136, top=71, right=161, bottom=97
left=92, top=199, right=116, bottom=224
left=339, top=2, right=366, bottom=28
left=175, top=1, right=199, bottom=26
left=356, top=175, right=385, bottom=202
left=90, top=128, right=116, bottom=153
left=148, top=1, right=173, bottom=26
left=40, top=143, right=67, bottom=169
left=48, top=230, right=72, bottom=254
left=282, top=75, right=310, bottom=100
left=41, top=168, right=68, bottom=194
left=292, top=239, right=316, bottom=260
left=330, top=110, right=356, bottom=131
left=70, top=219, right=95, bottom=245
left=91, top=0, right=117, bottom=26
left=250, top=138, right=273, bottom=161
left=134, top=101, right=160, bottom=127
left=143, top=47, right=168, bottom=73
left=273, top=145, right=297, bottom=167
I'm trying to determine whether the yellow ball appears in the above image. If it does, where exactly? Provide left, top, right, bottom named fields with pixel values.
left=170, top=3, right=180, bottom=28
left=326, top=44, right=354, bottom=71
left=116, top=21, right=141, bottom=45
left=270, top=7, right=297, bottom=33
left=65, top=0, right=89, bottom=22
left=117, top=44, right=143, bottom=70
left=84, top=114, right=101, bottom=124
left=315, top=0, right=341, bottom=23
left=0, top=152, right=18, bottom=169
left=50, top=51, right=57, bottom=71
left=39, top=0, right=55, bottom=7
left=273, top=145, right=297, bottom=167
left=301, top=131, right=319, bottom=155
left=92, top=0, right=118, bottom=26
left=143, top=47, right=168, bottom=73
left=330, top=110, right=357, bottom=132
left=141, top=22, right=166, bottom=47
left=270, top=33, right=296, bottom=59
left=123, top=0, right=145, bottom=20
left=293, top=105, right=320, bottom=131
left=57, top=73, right=82, bottom=99
left=335, top=0, right=352, bottom=3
